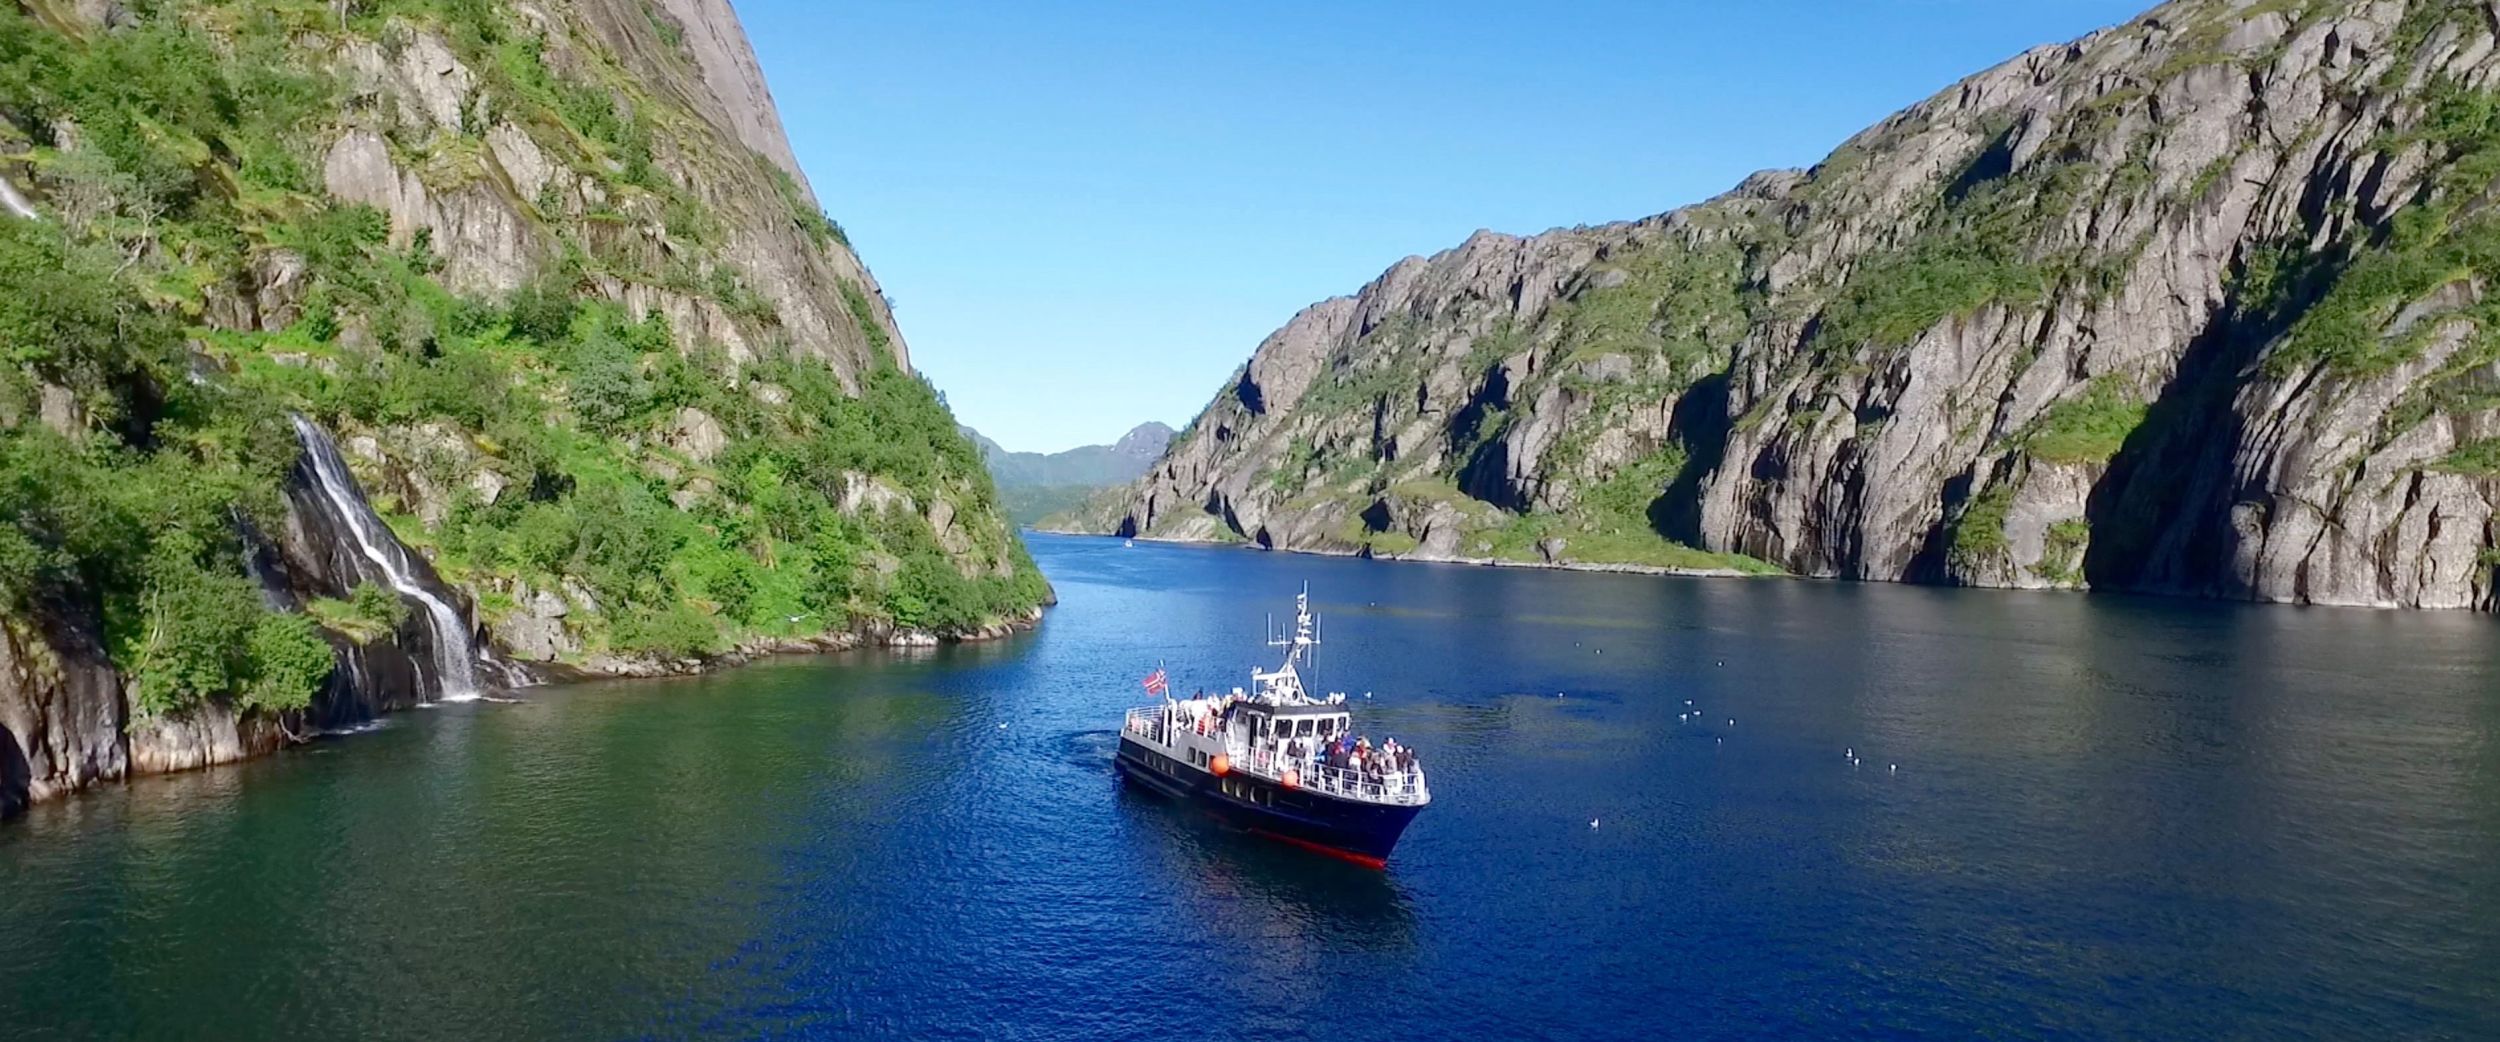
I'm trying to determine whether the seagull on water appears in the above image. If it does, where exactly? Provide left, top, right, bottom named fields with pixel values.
left=1590, top=818, right=1601, bottom=829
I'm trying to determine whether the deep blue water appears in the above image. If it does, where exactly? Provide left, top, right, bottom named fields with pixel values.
left=5, top=533, right=2500, bottom=1039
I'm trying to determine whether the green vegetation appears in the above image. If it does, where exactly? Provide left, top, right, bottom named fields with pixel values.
left=1558, top=239, right=1750, bottom=380
left=2266, top=78, right=2500, bottom=377
left=1817, top=231, right=2046, bottom=353
left=0, top=0, right=1043, bottom=726
left=774, top=166, right=849, bottom=249
left=1948, top=482, right=2015, bottom=574
left=1810, top=94, right=2178, bottom=359
left=2036, top=517, right=2090, bottom=586
left=1466, top=507, right=1779, bottom=575
left=999, top=485, right=1097, bottom=527
left=0, top=221, right=331, bottom=718
left=2022, top=378, right=2149, bottom=464
left=1579, top=447, right=1687, bottom=519
left=1379, top=449, right=1778, bottom=575
left=2433, top=437, right=2500, bottom=475
left=306, top=582, right=412, bottom=643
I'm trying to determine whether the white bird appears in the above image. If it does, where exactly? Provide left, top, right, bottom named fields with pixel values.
left=1728, top=718, right=1735, bottom=726
left=997, top=723, right=1008, bottom=730
left=1590, top=818, right=1600, bottom=829
left=1846, top=748, right=1853, bottom=757
left=1890, top=764, right=1897, bottom=773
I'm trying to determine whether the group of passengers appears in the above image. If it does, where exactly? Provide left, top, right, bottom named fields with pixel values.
left=1176, top=691, right=1422, bottom=796
left=1284, top=733, right=1419, bottom=796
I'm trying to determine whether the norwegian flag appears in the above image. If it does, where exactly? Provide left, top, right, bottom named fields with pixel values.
left=1141, top=667, right=1169, bottom=697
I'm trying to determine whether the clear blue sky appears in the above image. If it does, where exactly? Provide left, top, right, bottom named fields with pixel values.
left=738, top=1, right=2148, bottom=453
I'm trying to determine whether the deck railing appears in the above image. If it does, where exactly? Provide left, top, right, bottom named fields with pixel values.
left=1122, top=707, right=1429, bottom=806
left=1225, top=738, right=1429, bottom=806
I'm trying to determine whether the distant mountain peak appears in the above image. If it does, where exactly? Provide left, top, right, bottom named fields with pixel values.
left=960, top=420, right=1177, bottom=526
left=1112, top=422, right=1175, bottom=459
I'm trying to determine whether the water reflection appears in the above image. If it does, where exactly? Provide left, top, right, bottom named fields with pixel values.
left=1112, top=782, right=1417, bottom=958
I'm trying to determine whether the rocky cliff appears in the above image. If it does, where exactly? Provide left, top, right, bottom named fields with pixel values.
left=1, top=0, right=1045, bottom=815
left=1092, top=0, right=2500, bottom=611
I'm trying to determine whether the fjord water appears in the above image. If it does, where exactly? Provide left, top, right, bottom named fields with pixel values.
left=6, top=535, right=2498, bottom=1040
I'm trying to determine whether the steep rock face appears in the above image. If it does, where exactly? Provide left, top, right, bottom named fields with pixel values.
left=293, top=0, right=902, bottom=378
left=1099, top=0, right=2500, bottom=610
left=0, top=606, right=125, bottom=817
left=0, top=0, right=1042, bottom=815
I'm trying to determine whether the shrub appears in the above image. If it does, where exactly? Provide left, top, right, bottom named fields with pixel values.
left=243, top=612, right=337, bottom=713
left=1948, top=483, right=2016, bottom=574
left=2024, top=379, right=2148, bottom=464
left=612, top=602, right=718, bottom=658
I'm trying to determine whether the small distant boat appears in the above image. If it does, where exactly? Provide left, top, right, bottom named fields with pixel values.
left=1115, top=586, right=1429, bottom=867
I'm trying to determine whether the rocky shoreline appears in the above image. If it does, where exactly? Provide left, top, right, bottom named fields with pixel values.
left=1090, top=531, right=1766, bottom=581
left=534, top=606, right=1047, bottom=681
left=2, top=604, right=1047, bottom=820
left=1086, top=530, right=2500, bottom=606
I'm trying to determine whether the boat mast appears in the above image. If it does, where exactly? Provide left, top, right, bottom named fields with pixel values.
left=1251, top=584, right=1325, bottom=703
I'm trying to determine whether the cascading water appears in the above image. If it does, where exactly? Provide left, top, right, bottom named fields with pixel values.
left=289, top=415, right=483, bottom=701
left=0, top=175, right=40, bottom=221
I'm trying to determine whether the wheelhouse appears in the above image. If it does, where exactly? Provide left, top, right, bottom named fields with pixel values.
left=1235, top=701, right=1349, bottom=746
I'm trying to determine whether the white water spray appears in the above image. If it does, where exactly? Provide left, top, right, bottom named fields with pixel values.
left=290, top=416, right=482, bottom=700
left=0, top=176, right=38, bottom=221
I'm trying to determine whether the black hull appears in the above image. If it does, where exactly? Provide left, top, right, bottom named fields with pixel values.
left=1115, top=736, right=1423, bottom=867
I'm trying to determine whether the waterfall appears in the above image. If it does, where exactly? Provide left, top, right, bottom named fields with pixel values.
left=0, top=176, right=39, bottom=221
left=289, top=415, right=483, bottom=701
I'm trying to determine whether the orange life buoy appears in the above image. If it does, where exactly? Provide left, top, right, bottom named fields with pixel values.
left=1210, top=754, right=1230, bottom=777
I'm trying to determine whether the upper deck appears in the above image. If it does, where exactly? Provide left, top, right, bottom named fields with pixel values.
left=1123, top=703, right=1430, bottom=807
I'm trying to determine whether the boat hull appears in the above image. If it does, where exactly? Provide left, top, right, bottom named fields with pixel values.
left=1115, top=735, right=1423, bottom=867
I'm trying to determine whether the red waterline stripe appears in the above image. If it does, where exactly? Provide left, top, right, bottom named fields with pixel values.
left=1251, top=828, right=1387, bottom=870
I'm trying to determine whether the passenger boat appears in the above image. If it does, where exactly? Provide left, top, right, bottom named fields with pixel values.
left=1115, top=587, right=1429, bottom=867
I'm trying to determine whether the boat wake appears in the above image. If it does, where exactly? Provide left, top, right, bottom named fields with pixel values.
left=1060, top=729, right=1122, bottom=769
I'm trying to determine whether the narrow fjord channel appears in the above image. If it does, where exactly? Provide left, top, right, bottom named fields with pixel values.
left=4, top=535, right=2497, bottom=1040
